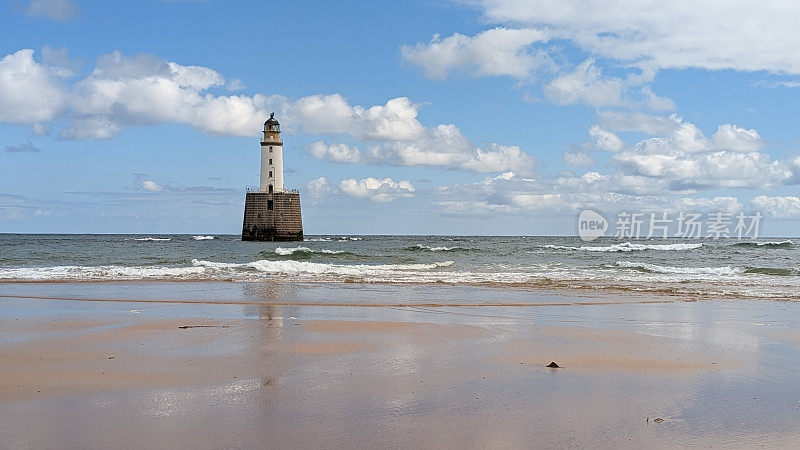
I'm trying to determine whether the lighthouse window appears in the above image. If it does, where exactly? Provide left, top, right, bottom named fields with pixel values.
left=269, top=147, right=273, bottom=153
left=267, top=200, right=273, bottom=210
left=269, top=171, right=273, bottom=177
left=268, top=158, right=272, bottom=165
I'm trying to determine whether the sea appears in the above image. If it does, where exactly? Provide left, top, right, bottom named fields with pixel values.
left=1, top=234, right=798, bottom=300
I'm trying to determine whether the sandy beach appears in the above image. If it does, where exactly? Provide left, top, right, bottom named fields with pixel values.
left=2, top=281, right=800, bottom=448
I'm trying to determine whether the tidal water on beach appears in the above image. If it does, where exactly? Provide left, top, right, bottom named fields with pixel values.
left=1, top=234, right=799, bottom=299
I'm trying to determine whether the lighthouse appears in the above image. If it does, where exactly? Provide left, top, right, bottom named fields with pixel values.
left=241, top=113, right=303, bottom=241
left=260, top=113, right=284, bottom=193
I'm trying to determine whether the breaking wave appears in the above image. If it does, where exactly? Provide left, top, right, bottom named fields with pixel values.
left=273, top=246, right=348, bottom=256
left=545, top=242, right=704, bottom=252
left=132, top=237, right=171, bottom=242
left=304, top=236, right=363, bottom=242
left=192, top=235, right=214, bottom=240
left=0, top=265, right=205, bottom=281
left=193, top=259, right=454, bottom=274
left=743, top=267, right=800, bottom=276
left=0, top=259, right=456, bottom=282
left=615, top=261, right=745, bottom=276
left=733, top=240, right=793, bottom=249
left=404, top=244, right=468, bottom=252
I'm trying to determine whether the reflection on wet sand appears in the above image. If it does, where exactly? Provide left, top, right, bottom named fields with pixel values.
left=1, top=281, right=800, bottom=448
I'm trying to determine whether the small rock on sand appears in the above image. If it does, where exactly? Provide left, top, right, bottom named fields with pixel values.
left=546, top=361, right=561, bottom=368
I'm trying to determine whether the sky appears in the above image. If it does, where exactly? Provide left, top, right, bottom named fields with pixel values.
left=2, top=0, right=800, bottom=236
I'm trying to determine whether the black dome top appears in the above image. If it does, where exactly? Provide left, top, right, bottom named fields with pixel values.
left=265, top=112, right=279, bottom=126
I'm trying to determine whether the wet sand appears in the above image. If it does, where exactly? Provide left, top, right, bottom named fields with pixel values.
left=1, top=281, right=800, bottom=448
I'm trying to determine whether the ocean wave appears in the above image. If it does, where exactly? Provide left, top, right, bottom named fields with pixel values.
left=744, top=267, right=800, bottom=276
left=0, top=259, right=456, bottom=282
left=405, top=244, right=467, bottom=252
left=189, top=259, right=456, bottom=279
left=733, top=240, right=793, bottom=248
left=273, top=246, right=348, bottom=256
left=229, top=259, right=452, bottom=273
left=192, top=235, right=214, bottom=240
left=4, top=259, right=800, bottom=300
left=615, top=261, right=744, bottom=276
left=132, top=237, right=172, bottom=242
left=0, top=265, right=205, bottom=281
left=304, top=236, right=362, bottom=242
left=544, top=242, right=704, bottom=252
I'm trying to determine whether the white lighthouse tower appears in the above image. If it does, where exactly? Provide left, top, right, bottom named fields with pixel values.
left=242, top=113, right=303, bottom=241
left=260, top=112, right=283, bottom=193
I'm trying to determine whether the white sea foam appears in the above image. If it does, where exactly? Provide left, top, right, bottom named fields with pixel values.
left=735, top=240, right=794, bottom=247
left=274, top=246, right=346, bottom=255
left=4, top=258, right=800, bottom=299
left=190, top=258, right=455, bottom=279
left=0, top=259, right=456, bottom=282
left=192, top=235, right=214, bottom=240
left=132, top=237, right=172, bottom=242
left=758, top=240, right=793, bottom=246
left=304, top=237, right=362, bottom=242
left=0, top=265, right=204, bottom=281
left=545, top=242, right=704, bottom=252
left=414, top=244, right=460, bottom=252
left=274, top=246, right=312, bottom=255
left=615, top=261, right=745, bottom=276
left=248, top=259, right=452, bottom=275
left=540, top=245, right=577, bottom=251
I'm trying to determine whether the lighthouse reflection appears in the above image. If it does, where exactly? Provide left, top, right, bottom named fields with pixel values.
left=240, top=282, right=298, bottom=396
left=241, top=281, right=301, bottom=329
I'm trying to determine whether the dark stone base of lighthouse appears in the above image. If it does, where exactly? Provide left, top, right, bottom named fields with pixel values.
left=241, top=192, right=303, bottom=241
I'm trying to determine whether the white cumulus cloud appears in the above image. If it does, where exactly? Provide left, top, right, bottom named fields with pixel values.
left=65, top=51, right=263, bottom=138
left=674, top=197, right=742, bottom=214
left=0, top=48, right=537, bottom=175
left=588, top=125, right=625, bottom=152
left=0, top=49, right=66, bottom=124
left=401, top=28, right=550, bottom=79
left=472, top=0, right=800, bottom=74
left=751, top=195, right=800, bottom=218
left=712, top=124, right=763, bottom=152
left=305, top=177, right=333, bottom=202
left=609, top=118, right=786, bottom=191
left=339, top=177, right=415, bottom=203
left=309, top=142, right=365, bottom=164
left=543, top=59, right=625, bottom=108
left=23, top=0, right=77, bottom=21
left=141, top=180, right=164, bottom=192
left=562, top=152, right=596, bottom=167
left=641, top=86, right=676, bottom=112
